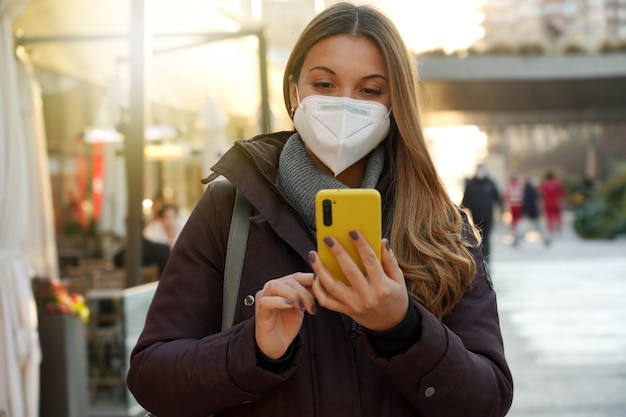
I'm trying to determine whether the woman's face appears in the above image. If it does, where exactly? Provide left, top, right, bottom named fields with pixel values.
left=290, top=34, right=391, bottom=110
left=161, top=208, right=177, bottom=229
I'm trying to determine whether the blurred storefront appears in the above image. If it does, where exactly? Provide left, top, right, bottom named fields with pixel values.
left=7, top=2, right=291, bottom=414
left=12, top=1, right=292, bottom=267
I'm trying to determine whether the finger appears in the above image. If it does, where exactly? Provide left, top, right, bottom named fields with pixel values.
left=347, top=230, right=386, bottom=284
left=380, top=238, right=405, bottom=284
left=312, top=272, right=345, bottom=313
left=309, top=250, right=350, bottom=313
left=284, top=274, right=317, bottom=314
left=263, top=273, right=313, bottom=295
left=320, top=235, right=368, bottom=289
left=267, top=273, right=316, bottom=314
left=255, top=294, right=302, bottom=312
left=284, top=271, right=316, bottom=290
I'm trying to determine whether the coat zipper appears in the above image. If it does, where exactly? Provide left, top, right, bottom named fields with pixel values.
left=350, top=320, right=362, bottom=351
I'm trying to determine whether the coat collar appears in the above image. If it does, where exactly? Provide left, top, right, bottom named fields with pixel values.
left=207, top=131, right=317, bottom=263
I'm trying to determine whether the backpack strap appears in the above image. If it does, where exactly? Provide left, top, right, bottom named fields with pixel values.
left=222, top=188, right=252, bottom=330
left=143, top=188, right=251, bottom=417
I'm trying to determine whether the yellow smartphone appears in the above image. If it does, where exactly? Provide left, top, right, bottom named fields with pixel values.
left=315, top=188, right=382, bottom=285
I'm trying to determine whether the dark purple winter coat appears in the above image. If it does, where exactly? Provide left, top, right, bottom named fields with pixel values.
left=127, top=132, right=513, bottom=417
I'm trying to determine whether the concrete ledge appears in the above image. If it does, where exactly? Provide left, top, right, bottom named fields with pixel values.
left=419, top=53, right=626, bottom=80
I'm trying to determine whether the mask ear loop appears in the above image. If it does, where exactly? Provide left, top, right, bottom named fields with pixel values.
left=295, top=85, right=303, bottom=106
left=291, top=84, right=303, bottom=118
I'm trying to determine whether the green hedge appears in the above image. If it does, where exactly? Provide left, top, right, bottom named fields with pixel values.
left=574, top=173, right=626, bottom=239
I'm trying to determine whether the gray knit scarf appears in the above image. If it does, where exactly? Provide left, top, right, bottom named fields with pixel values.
left=276, top=133, right=385, bottom=233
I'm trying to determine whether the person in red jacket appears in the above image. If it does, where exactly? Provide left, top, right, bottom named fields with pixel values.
left=504, top=173, right=524, bottom=245
left=127, top=4, right=513, bottom=417
left=540, top=170, right=567, bottom=242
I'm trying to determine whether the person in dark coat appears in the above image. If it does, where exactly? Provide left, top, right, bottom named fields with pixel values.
left=461, top=164, right=502, bottom=261
left=522, top=176, right=540, bottom=221
left=113, top=236, right=171, bottom=278
left=127, top=4, right=513, bottom=417
left=520, top=173, right=550, bottom=246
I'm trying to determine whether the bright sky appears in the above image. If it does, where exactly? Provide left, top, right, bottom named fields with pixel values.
left=349, top=0, right=485, bottom=53
left=425, top=126, right=489, bottom=204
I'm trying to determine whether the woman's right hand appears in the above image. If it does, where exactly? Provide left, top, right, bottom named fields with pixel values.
left=254, top=273, right=316, bottom=359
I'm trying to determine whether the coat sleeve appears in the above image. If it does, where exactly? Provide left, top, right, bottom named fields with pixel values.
left=126, top=180, right=302, bottom=417
left=362, top=213, right=513, bottom=417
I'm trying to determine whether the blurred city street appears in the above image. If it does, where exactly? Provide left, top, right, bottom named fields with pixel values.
left=489, top=211, right=626, bottom=417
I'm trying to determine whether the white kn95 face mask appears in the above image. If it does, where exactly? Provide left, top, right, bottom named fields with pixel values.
left=293, top=93, right=391, bottom=176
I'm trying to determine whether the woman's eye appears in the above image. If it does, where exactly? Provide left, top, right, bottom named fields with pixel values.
left=362, top=88, right=383, bottom=96
left=312, top=82, right=333, bottom=89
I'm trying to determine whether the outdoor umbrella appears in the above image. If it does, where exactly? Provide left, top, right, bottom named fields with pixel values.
left=1, top=0, right=58, bottom=416
left=198, top=94, right=229, bottom=176
left=95, top=73, right=128, bottom=246
left=17, top=50, right=59, bottom=281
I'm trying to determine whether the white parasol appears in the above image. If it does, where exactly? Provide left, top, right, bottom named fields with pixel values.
left=16, top=49, right=59, bottom=281
left=95, top=73, right=129, bottom=244
left=1, top=0, right=58, bottom=416
left=198, top=94, right=230, bottom=176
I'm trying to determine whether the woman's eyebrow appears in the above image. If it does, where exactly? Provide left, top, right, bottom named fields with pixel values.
left=307, top=66, right=388, bottom=82
left=307, top=66, right=335, bottom=75
left=363, top=74, right=388, bottom=82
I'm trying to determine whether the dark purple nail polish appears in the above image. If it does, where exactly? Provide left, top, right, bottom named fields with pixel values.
left=308, top=251, right=316, bottom=263
left=313, top=272, right=317, bottom=280
left=324, top=237, right=334, bottom=247
left=349, top=231, right=358, bottom=240
left=385, top=239, right=391, bottom=251
left=298, top=300, right=305, bottom=309
left=284, top=299, right=294, bottom=305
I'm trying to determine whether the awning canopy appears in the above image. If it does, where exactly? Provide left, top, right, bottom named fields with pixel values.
left=14, top=0, right=286, bottom=123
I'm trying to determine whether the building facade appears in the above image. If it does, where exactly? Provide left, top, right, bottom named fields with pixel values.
left=477, top=0, right=626, bottom=53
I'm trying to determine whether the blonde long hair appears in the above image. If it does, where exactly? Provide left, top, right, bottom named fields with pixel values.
left=283, top=2, right=477, bottom=319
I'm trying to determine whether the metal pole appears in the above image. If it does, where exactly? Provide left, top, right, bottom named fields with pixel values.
left=125, top=0, right=150, bottom=287
left=257, top=29, right=270, bottom=133
left=14, top=29, right=264, bottom=46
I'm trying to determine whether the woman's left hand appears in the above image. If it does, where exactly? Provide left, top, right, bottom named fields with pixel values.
left=310, top=232, right=409, bottom=331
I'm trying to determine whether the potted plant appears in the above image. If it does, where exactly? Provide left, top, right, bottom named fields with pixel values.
left=32, top=277, right=90, bottom=417
left=32, top=277, right=90, bottom=323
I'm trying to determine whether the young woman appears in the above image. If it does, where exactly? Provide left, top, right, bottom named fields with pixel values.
left=144, top=203, right=183, bottom=249
left=127, top=3, right=513, bottom=416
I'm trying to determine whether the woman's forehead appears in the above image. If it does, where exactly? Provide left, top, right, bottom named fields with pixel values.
left=302, top=35, right=388, bottom=78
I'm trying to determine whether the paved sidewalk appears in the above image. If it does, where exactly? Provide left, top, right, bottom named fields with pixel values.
left=488, top=212, right=626, bottom=417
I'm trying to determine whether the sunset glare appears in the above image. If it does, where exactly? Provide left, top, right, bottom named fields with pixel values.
left=358, top=0, right=485, bottom=53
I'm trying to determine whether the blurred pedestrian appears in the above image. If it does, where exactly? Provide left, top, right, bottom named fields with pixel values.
left=144, top=203, right=183, bottom=248
left=114, top=217, right=171, bottom=278
left=540, top=170, right=567, bottom=242
left=504, top=172, right=524, bottom=246
left=521, top=173, right=549, bottom=245
left=461, top=163, right=502, bottom=261
left=113, top=236, right=171, bottom=278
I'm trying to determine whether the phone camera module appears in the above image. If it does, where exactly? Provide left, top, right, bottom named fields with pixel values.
left=322, top=199, right=333, bottom=226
